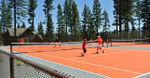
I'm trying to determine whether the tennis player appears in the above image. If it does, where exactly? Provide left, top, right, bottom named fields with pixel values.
left=106, top=38, right=109, bottom=47
left=19, top=38, right=24, bottom=48
left=20, top=38, right=24, bottom=44
left=81, top=39, right=87, bottom=56
left=95, top=36, right=104, bottom=54
left=54, top=37, right=61, bottom=47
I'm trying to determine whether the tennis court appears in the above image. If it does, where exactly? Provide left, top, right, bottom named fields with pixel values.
left=6, top=42, right=150, bottom=78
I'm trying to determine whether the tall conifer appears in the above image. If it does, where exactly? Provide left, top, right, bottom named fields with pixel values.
left=43, top=0, right=54, bottom=41
left=28, top=0, right=38, bottom=31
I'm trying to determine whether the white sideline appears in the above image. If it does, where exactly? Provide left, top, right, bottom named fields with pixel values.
left=134, top=72, right=150, bottom=78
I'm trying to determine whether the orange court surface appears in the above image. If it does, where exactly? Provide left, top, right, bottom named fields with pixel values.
left=6, top=44, right=150, bottom=78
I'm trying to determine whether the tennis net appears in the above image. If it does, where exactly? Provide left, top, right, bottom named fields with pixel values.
left=9, top=42, right=99, bottom=54
left=111, top=38, right=150, bottom=47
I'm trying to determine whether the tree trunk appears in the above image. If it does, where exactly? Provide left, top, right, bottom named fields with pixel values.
left=138, top=19, right=141, bottom=38
left=32, top=17, right=34, bottom=31
left=65, top=23, right=68, bottom=42
left=119, top=0, right=123, bottom=39
left=14, top=0, right=16, bottom=37
left=119, top=0, right=122, bottom=32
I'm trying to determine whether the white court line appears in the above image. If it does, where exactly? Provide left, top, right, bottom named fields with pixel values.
left=17, top=48, right=143, bottom=75
left=134, top=72, right=150, bottom=78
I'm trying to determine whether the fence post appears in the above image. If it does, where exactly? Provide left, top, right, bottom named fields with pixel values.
left=10, top=43, right=14, bottom=78
left=10, top=56, right=14, bottom=78
left=10, top=43, right=13, bottom=54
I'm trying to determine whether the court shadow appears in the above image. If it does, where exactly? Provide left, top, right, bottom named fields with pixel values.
left=13, top=50, right=62, bottom=54
left=48, top=50, right=60, bottom=51
left=13, top=51, right=47, bottom=54
left=76, top=55, right=84, bottom=57
left=14, top=52, right=39, bottom=54
left=61, top=48, right=80, bottom=50
left=61, top=49, right=74, bottom=50
left=36, top=51, right=44, bottom=52
left=91, top=52, right=98, bottom=54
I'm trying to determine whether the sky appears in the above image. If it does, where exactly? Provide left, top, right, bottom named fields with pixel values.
left=25, top=0, right=115, bottom=32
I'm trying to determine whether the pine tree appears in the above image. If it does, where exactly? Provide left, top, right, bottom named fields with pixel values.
left=6, top=0, right=12, bottom=28
left=0, top=0, right=12, bottom=33
left=92, top=0, right=102, bottom=36
left=81, top=4, right=96, bottom=40
left=63, top=0, right=70, bottom=41
left=113, top=0, right=135, bottom=39
left=131, top=17, right=136, bottom=39
left=118, top=0, right=123, bottom=32
left=89, top=14, right=96, bottom=40
left=9, top=0, right=28, bottom=36
left=141, top=0, right=150, bottom=37
left=82, top=4, right=92, bottom=39
left=0, top=20, right=2, bottom=33
left=113, top=0, right=125, bottom=32
left=135, top=0, right=142, bottom=33
left=0, top=0, right=7, bottom=33
left=0, top=20, right=2, bottom=44
left=68, top=0, right=73, bottom=40
left=123, top=0, right=135, bottom=39
left=122, top=0, right=135, bottom=32
left=113, top=0, right=119, bottom=32
left=43, top=0, right=54, bottom=42
left=57, top=4, right=65, bottom=41
left=72, top=1, right=81, bottom=41
left=15, top=0, right=28, bottom=22
left=102, top=10, right=110, bottom=33
left=38, top=22, right=44, bottom=38
left=63, top=0, right=74, bottom=41
left=28, top=0, right=38, bottom=31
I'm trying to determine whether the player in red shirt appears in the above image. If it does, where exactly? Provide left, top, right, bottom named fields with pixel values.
left=20, top=38, right=24, bottom=48
left=20, top=38, right=24, bottom=44
left=81, top=39, right=87, bottom=56
left=95, top=36, right=104, bottom=54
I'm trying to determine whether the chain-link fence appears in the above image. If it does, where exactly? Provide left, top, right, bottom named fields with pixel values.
left=0, top=50, right=75, bottom=78
left=110, top=31, right=150, bottom=40
left=0, top=52, right=10, bottom=78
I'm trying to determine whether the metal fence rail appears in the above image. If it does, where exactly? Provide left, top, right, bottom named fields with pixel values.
left=0, top=49, right=75, bottom=78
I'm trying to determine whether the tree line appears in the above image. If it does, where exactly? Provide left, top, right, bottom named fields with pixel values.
left=0, top=0, right=150, bottom=43
left=113, top=0, right=150, bottom=39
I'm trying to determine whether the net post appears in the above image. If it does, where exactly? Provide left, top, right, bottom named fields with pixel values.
left=133, top=39, right=135, bottom=46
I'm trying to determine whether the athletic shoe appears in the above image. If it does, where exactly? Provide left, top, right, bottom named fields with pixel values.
left=81, top=53, right=84, bottom=56
left=102, top=50, right=104, bottom=53
left=96, top=52, right=99, bottom=54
